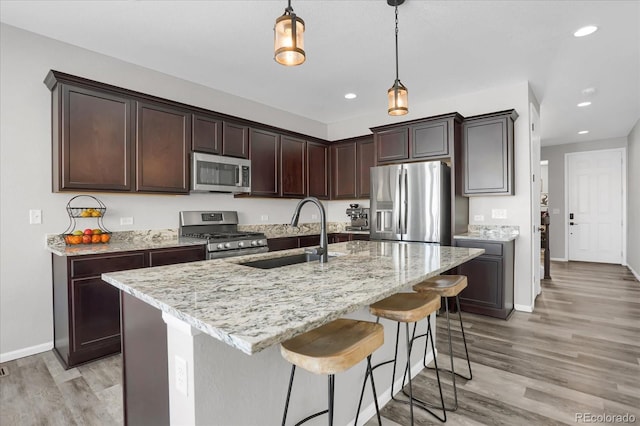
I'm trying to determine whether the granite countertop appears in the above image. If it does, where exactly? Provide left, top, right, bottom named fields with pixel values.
left=46, top=230, right=205, bottom=256
left=454, top=224, right=520, bottom=242
left=454, top=232, right=519, bottom=242
left=102, top=241, right=484, bottom=355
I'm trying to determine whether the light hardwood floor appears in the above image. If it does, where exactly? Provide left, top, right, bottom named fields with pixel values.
left=1, top=261, right=638, bottom=425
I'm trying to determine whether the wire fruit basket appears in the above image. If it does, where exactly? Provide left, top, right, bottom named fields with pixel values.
left=61, top=195, right=112, bottom=245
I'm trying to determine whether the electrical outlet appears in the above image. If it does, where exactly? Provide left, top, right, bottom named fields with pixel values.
left=473, top=215, right=484, bottom=222
left=175, top=356, right=188, bottom=396
left=311, top=214, right=318, bottom=220
left=552, top=208, right=560, bottom=215
left=491, top=209, right=507, bottom=219
left=29, top=209, right=42, bottom=224
left=260, top=215, right=269, bottom=222
left=120, top=217, right=134, bottom=225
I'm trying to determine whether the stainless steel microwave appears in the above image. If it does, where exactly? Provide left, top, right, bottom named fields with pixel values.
left=191, top=152, right=251, bottom=193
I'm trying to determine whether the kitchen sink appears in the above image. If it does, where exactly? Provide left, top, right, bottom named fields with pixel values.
left=240, top=252, right=337, bottom=269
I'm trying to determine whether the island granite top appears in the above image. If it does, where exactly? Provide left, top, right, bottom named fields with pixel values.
left=102, top=241, right=483, bottom=355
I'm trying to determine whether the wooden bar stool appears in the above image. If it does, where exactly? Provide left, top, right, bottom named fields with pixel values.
left=413, top=275, right=472, bottom=412
left=280, top=318, right=384, bottom=426
left=356, top=293, right=446, bottom=425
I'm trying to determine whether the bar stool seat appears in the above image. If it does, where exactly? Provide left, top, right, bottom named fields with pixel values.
left=413, top=275, right=472, bottom=413
left=412, top=275, right=467, bottom=297
left=281, top=318, right=384, bottom=426
left=281, top=319, right=384, bottom=375
left=357, top=293, right=446, bottom=424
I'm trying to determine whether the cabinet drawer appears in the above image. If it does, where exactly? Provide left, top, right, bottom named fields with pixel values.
left=298, top=235, right=320, bottom=248
left=455, top=240, right=502, bottom=256
left=70, top=252, right=147, bottom=278
left=149, top=246, right=206, bottom=267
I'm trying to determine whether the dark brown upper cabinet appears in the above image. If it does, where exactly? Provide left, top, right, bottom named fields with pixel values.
left=356, top=137, right=374, bottom=198
left=331, top=135, right=374, bottom=199
left=249, top=128, right=280, bottom=197
left=280, top=136, right=306, bottom=198
left=375, top=127, right=409, bottom=163
left=462, top=110, right=518, bottom=196
left=372, top=113, right=463, bottom=165
left=135, top=101, right=190, bottom=193
left=412, top=120, right=449, bottom=159
left=222, top=121, right=249, bottom=159
left=306, top=141, right=330, bottom=199
left=52, top=84, right=133, bottom=192
left=192, top=114, right=222, bottom=154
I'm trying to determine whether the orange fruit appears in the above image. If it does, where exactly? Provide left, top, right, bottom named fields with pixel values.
left=100, top=234, right=111, bottom=243
left=91, top=235, right=101, bottom=243
left=72, top=235, right=82, bottom=245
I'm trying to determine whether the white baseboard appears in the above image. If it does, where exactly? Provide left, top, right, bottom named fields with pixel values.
left=514, top=304, right=533, bottom=313
left=0, top=341, right=53, bottom=363
left=628, top=264, right=640, bottom=282
left=550, top=257, right=568, bottom=262
left=348, top=350, right=436, bottom=426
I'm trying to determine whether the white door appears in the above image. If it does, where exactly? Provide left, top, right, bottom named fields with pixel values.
left=529, top=104, right=541, bottom=298
left=567, top=149, right=623, bottom=263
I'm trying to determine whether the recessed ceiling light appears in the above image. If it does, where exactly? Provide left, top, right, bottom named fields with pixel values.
left=344, top=93, right=357, bottom=100
left=574, top=26, right=598, bottom=37
left=578, top=130, right=589, bottom=135
left=577, top=101, right=592, bottom=107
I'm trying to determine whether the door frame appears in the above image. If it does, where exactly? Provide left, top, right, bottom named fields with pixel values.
left=529, top=103, right=541, bottom=306
left=563, top=147, right=627, bottom=264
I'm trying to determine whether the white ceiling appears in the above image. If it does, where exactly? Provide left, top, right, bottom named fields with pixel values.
left=1, top=1, right=638, bottom=145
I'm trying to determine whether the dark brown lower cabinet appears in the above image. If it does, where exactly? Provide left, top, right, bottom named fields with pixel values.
left=121, top=292, right=169, bottom=426
left=52, top=245, right=205, bottom=369
left=268, top=233, right=369, bottom=252
left=454, top=239, right=514, bottom=319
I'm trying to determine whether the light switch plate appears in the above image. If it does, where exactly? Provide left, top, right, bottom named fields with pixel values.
left=120, top=217, right=134, bottom=225
left=29, top=209, right=42, bottom=224
left=260, top=215, right=269, bottom=222
left=473, top=215, right=484, bottom=222
left=552, top=208, right=560, bottom=215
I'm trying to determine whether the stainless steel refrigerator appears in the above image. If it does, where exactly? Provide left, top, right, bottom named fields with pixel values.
left=370, top=161, right=451, bottom=244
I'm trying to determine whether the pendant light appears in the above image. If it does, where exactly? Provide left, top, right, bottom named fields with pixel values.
left=274, top=0, right=306, bottom=66
left=388, top=0, right=408, bottom=116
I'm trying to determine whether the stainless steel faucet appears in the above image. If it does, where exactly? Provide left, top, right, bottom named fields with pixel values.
left=291, top=196, right=328, bottom=263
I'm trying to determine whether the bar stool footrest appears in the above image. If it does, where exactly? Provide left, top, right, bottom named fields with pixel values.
left=293, top=409, right=329, bottom=426
left=391, top=393, right=447, bottom=422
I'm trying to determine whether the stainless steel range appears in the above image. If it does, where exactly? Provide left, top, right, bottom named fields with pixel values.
left=179, top=211, right=268, bottom=259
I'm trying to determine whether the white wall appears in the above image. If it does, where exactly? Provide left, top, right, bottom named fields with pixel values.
left=329, top=82, right=535, bottom=311
left=540, top=137, right=628, bottom=261
left=0, top=24, right=335, bottom=360
left=627, top=119, right=640, bottom=279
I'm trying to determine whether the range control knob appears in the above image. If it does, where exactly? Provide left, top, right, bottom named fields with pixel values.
left=238, top=241, right=245, bottom=248
left=258, top=239, right=266, bottom=246
left=251, top=240, right=258, bottom=246
left=216, top=244, right=224, bottom=250
left=224, top=242, right=231, bottom=249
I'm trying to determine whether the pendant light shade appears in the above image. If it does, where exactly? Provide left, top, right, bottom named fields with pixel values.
left=388, top=80, right=408, bottom=116
left=274, top=1, right=305, bottom=66
left=388, top=0, right=408, bottom=116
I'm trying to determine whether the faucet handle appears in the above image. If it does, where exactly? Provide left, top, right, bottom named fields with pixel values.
left=305, top=246, right=325, bottom=256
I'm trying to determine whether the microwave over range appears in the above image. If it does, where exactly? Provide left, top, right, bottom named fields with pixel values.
left=191, top=152, right=251, bottom=193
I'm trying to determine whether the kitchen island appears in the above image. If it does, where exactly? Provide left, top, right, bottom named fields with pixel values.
left=102, top=240, right=484, bottom=425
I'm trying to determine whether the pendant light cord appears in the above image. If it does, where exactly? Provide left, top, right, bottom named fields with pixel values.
left=394, top=3, right=399, bottom=82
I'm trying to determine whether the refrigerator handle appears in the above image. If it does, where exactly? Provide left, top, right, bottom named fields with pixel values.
left=397, top=169, right=403, bottom=233
left=401, top=169, right=408, bottom=234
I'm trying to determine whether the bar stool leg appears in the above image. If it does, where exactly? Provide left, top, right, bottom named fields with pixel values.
left=328, top=375, right=335, bottom=426
left=456, top=296, right=473, bottom=381
left=354, top=355, right=383, bottom=426
left=282, top=365, right=296, bottom=426
left=404, top=323, right=415, bottom=425
left=444, top=296, right=458, bottom=410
